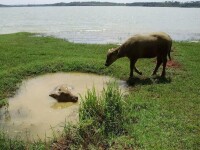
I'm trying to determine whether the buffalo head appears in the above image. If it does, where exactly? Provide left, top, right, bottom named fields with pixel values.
left=105, top=48, right=119, bottom=67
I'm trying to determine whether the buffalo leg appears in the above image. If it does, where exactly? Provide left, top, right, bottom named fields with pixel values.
left=130, top=59, right=141, bottom=77
left=152, top=57, right=162, bottom=75
left=161, top=57, right=167, bottom=77
left=134, top=66, right=142, bottom=75
left=129, top=60, right=135, bottom=78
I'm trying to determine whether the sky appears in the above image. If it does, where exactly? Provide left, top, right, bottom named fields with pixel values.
left=0, top=0, right=196, bottom=5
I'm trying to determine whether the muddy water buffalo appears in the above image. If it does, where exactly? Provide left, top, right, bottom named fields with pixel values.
left=105, top=32, right=172, bottom=78
left=49, top=85, right=78, bottom=103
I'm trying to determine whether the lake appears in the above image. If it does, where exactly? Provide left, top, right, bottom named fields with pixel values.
left=0, top=6, right=200, bottom=43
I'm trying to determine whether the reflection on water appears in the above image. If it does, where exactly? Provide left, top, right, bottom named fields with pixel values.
left=0, top=72, right=125, bottom=140
left=51, top=102, right=75, bottom=109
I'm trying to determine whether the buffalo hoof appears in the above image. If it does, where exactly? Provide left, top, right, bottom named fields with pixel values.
left=138, top=72, right=143, bottom=75
left=160, top=74, right=166, bottom=79
left=129, top=76, right=134, bottom=80
left=161, top=72, right=166, bottom=78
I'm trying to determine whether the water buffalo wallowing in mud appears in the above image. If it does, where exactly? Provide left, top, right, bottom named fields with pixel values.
left=49, top=85, right=78, bottom=103
left=105, top=32, right=172, bottom=78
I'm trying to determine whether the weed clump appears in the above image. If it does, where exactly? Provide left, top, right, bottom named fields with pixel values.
left=80, top=82, right=125, bottom=135
left=53, top=83, right=129, bottom=149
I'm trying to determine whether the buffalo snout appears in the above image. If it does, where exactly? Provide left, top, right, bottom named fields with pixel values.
left=105, top=63, right=109, bottom=67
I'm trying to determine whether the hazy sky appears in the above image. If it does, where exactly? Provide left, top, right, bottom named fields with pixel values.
left=0, top=0, right=196, bottom=5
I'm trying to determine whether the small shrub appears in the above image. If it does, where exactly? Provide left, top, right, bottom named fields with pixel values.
left=53, top=83, right=129, bottom=149
left=79, top=82, right=126, bottom=136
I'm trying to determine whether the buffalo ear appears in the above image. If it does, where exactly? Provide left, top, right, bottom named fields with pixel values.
left=116, top=46, right=125, bottom=58
left=108, top=48, right=120, bottom=57
left=108, top=48, right=115, bottom=54
left=117, top=49, right=123, bottom=58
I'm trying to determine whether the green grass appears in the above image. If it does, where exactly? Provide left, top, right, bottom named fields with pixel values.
left=0, top=32, right=199, bottom=149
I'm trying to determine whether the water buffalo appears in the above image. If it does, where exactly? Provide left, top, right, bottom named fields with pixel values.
left=49, top=85, right=78, bottom=103
left=105, top=32, right=172, bottom=78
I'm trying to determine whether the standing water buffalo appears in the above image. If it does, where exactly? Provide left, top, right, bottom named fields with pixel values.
left=105, top=32, right=172, bottom=78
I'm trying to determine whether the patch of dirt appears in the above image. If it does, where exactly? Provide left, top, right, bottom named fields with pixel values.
left=152, top=59, right=182, bottom=69
left=166, top=60, right=182, bottom=68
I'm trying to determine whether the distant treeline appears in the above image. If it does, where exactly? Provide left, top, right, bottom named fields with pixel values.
left=0, top=2, right=124, bottom=7
left=0, top=1, right=200, bottom=8
left=0, top=4, right=6, bottom=7
left=51, top=2, right=124, bottom=6
left=127, top=1, right=200, bottom=7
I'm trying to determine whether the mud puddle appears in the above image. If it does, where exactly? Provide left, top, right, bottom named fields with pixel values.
left=0, top=72, right=126, bottom=140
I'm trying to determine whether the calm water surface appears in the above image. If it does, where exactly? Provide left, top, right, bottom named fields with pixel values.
left=0, top=6, right=200, bottom=43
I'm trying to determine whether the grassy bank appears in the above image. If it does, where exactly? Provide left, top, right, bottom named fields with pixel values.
left=0, top=32, right=199, bottom=149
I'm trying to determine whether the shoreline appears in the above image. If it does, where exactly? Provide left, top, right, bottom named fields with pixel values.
left=0, top=32, right=199, bottom=44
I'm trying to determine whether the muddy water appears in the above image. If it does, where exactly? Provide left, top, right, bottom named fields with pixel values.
left=0, top=72, right=125, bottom=140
